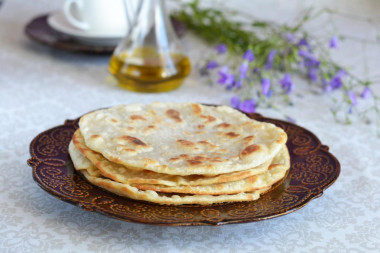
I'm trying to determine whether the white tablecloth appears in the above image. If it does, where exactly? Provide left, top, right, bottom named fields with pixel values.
left=1, top=0, right=379, bottom=252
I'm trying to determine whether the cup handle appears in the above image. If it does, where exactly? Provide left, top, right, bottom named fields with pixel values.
left=63, top=0, right=89, bottom=30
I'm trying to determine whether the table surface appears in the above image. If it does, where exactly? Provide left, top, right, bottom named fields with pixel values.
left=1, top=0, right=379, bottom=252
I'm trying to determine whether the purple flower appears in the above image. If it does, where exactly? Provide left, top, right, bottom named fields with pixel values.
left=299, top=50, right=320, bottom=68
left=328, top=77, right=343, bottom=90
left=298, top=38, right=311, bottom=50
left=298, top=38, right=309, bottom=47
left=239, top=99, right=256, bottom=113
left=206, top=60, right=218, bottom=69
left=261, top=78, right=271, bottom=97
left=348, top=90, right=358, bottom=106
left=239, top=61, right=249, bottom=79
left=214, top=43, right=227, bottom=54
left=230, top=96, right=240, bottom=108
left=329, top=36, right=338, bottom=48
left=218, top=66, right=235, bottom=86
left=335, top=69, right=346, bottom=78
left=280, top=73, right=294, bottom=94
left=360, top=87, right=371, bottom=99
left=234, top=80, right=242, bottom=89
left=309, top=68, right=318, bottom=82
left=328, top=70, right=346, bottom=91
left=285, top=33, right=295, bottom=43
left=265, top=50, right=277, bottom=70
left=243, top=50, right=255, bottom=62
left=298, top=49, right=312, bottom=58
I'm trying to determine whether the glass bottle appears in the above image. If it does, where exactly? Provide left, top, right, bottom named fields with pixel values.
left=109, top=0, right=191, bottom=93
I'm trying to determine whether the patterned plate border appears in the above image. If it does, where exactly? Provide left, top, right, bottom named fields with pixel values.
left=27, top=112, right=340, bottom=226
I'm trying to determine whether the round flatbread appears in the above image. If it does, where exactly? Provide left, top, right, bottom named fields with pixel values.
left=72, top=129, right=272, bottom=187
left=79, top=103, right=287, bottom=175
left=69, top=143, right=269, bottom=205
left=80, top=170, right=269, bottom=205
left=131, top=146, right=290, bottom=195
left=69, top=140, right=101, bottom=177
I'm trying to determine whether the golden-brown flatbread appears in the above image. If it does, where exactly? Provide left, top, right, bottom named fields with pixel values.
left=69, top=142, right=270, bottom=205
left=131, top=146, right=290, bottom=195
left=72, top=129, right=273, bottom=187
left=79, top=103, right=287, bottom=175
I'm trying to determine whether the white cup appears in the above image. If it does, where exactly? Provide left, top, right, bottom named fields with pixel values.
left=63, top=0, right=127, bottom=36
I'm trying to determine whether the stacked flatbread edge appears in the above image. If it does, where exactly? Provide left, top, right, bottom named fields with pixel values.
left=69, top=102, right=290, bottom=205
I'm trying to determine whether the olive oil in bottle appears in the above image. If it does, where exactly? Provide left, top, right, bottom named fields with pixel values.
left=109, top=48, right=191, bottom=93
left=109, top=0, right=191, bottom=93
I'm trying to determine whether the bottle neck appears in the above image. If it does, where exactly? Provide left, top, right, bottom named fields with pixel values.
left=115, top=0, right=181, bottom=55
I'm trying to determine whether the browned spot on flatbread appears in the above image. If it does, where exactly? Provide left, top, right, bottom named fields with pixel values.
left=193, top=155, right=207, bottom=161
left=166, top=109, right=182, bottom=122
left=192, top=104, right=202, bottom=115
left=142, top=158, right=158, bottom=165
left=179, top=154, right=190, bottom=159
left=197, top=124, right=205, bottom=129
left=209, top=158, right=223, bottom=163
left=187, top=159, right=203, bottom=166
left=119, top=135, right=148, bottom=147
left=243, top=135, right=255, bottom=142
left=123, top=148, right=136, bottom=153
left=108, top=155, right=121, bottom=163
left=197, top=140, right=214, bottom=146
left=143, top=125, right=157, bottom=133
left=225, top=132, right=240, bottom=138
left=197, top=140, right=217, bottom=150
left=201, top=115, right=216, bottom=123
left=130, top=115, right=147, bottom=121
left=177, top=139, right=195, bottom=147
left=116, top=144, right=137, bottom=154
left=241, top=144, right=261, bottom=156
left=110, top=118, right=118, bottom=123
left=193, top=155, right=222, bottom=163
left=90, top=134, right=101, bottom=139
left=276, top=132, right=287, bottom=143
left=169, top=157, right=180, bottom=162
left=216, top=123, right=231, bottom=128
left=247, top=175, right=258, bottom=184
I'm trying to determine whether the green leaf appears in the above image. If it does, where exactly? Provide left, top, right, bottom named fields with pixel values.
left=252, top=21, right=268, bottom=28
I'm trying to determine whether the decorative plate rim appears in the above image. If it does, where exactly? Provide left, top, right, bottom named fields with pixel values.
left=24, top=14, right=187, bottom=54
left=27, top=111, right=340, bottom=226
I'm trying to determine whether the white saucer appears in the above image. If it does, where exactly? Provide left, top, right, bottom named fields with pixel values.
left=47, top=11, right=125, bottom=46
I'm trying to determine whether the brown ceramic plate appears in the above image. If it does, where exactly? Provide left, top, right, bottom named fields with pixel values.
left=25, top=14, right=187, bottom=54
left=28, top=111, right=340, bottom=226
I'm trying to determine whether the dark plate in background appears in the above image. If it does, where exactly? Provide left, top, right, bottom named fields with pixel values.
left=25, top=14, right=187, bottom=54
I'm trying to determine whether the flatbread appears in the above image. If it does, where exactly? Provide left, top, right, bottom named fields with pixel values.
left=80, top=170, right=270, bottom=205
left=69, top=140, right=101, bottom=177
left=72, top=129, right=272, bottom=187
left=79, top=103, right=287, bottom=175
left=131, top=146, right=290, bottom=195
left=69, top=143, right=270, bottom=205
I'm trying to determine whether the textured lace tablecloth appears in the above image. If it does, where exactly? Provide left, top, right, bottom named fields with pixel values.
left=0, top=0, right=379, bottom=252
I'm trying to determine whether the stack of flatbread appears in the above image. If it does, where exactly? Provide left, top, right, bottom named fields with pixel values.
left=69, top=103, right=290, bottom=205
